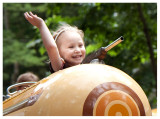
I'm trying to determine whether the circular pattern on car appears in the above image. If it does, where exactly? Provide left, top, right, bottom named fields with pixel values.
left=83, top=82, right=145, bottom=116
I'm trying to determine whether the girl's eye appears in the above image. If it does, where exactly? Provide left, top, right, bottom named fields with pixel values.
left=79, top=44, right=83, bottom=48
left=69, top=46, right=74, bottom=48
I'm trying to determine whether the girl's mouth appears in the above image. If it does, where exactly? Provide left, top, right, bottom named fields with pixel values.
left=72, top=55, right=82, bottom=60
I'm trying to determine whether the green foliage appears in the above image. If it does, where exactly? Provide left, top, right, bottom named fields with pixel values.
left=3, top=3, right=157, bottom=108
left=3, top=30, right=46, bottom=67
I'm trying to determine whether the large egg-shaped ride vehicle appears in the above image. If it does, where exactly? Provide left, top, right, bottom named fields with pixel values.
left=3, top=64, right=152, bottom=116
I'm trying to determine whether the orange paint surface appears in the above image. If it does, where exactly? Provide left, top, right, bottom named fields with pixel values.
left=95, top=91, right=139, bottom=116
left=108, top=104, right=129, bottom=116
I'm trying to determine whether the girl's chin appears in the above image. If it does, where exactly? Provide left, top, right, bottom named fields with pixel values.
left=72, top=62, right=81, bottom=66
left=66, top=58, right=84, bottom=66
left=71, top=61, right=82, bottom=66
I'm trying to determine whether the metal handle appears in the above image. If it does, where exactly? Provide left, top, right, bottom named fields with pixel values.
left=7, top=82, right=36, bottom=95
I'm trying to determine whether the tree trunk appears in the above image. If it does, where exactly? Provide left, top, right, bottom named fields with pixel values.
left=3, top=8, right=9, bottom=30
left=4, top=8, right=20, bottom=85
left=137, top=4, right=157, bottom=90
left=11, top=62, right=19, bottom=84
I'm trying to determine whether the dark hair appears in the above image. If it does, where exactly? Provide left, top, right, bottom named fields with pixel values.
left=17, top=72, right=39, bottom=83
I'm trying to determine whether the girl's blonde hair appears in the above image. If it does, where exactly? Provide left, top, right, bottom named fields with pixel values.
left=53, top=24, right=84, bottom=43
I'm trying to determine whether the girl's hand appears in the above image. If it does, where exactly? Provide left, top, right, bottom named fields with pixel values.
left=24, top=12, right=44, bottom=28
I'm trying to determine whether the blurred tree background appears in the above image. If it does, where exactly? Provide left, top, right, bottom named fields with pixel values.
left=3, top=3, right=157, bottom=109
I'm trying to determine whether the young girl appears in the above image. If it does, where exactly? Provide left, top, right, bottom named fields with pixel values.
left=24, top=12, right=86, bottom=73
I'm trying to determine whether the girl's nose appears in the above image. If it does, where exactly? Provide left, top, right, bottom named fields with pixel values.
left=74, top=47, right=80, bottom=53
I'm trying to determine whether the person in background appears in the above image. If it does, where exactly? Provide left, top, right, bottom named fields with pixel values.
left=16, top=72, right=39, bottom=90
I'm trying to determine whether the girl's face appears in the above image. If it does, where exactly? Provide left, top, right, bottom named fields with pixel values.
left=57, top=30, right=86, bottom=67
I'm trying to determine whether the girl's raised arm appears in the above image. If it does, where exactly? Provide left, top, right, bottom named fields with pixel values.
left=24, top=12, right=63, bottom=71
